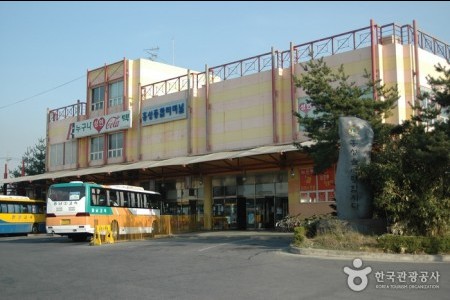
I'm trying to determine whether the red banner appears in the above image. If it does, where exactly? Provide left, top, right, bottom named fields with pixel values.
left=299, top=167, right=316, bottom=191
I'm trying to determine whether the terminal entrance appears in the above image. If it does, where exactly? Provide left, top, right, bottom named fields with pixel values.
left=212, top=172, right=288, bottom=230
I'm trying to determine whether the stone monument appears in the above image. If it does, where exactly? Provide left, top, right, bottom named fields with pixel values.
left=335, top=116, right=374, bottom=219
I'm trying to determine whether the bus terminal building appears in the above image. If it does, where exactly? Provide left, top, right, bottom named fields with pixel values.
left=2, top=20, right=449, bottom=231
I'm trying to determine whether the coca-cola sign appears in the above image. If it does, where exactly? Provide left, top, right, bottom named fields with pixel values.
left=69, top=110, right=132, bottom=139
left=106, top=116, right=120, bottom=130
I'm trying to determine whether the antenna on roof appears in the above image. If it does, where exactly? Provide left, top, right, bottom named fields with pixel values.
left=144, top=47, right=160, bottom=61
left=172, top=38, right=175, bottom=65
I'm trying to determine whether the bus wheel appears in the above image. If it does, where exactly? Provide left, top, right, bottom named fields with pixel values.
left=111, top=220, right=119, bottom=241
left=31, top=223, right=39, bottom=234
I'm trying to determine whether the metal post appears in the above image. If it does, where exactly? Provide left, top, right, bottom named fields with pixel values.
left=290, top=42, right=296, bottom=141
left=413, top=20, right=421, bottom=117
left=205, top=64, right=211, bottom=152
left=271, top=47, right=278, bottom=143
left=370, top=19, right=378, bottom=101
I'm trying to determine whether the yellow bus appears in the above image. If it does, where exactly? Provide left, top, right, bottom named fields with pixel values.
left=0, top=195, right=46, bottom=234
left=46, top=181, right=161, bottom=241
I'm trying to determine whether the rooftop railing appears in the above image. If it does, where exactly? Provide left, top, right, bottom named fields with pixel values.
left=50, top=22, right=449, bottom=113
left=280, top=25, right=372, bottom=68
left=141, top=75, right=193, bottom=99
left=210, top=52, right=273, bottom=81
left=48, top=102, right=86, bottom=123
left=141, top=22, right=448, bottom=100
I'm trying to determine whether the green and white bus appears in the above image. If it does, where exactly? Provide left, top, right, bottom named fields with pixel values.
left=46, top=181, right=161, bottom=241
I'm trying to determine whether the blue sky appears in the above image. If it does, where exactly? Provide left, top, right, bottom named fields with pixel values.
left=1, top=1, right=449, bottom=172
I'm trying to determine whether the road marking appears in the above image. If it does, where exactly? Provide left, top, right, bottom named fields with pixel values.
left=197, top=238, right=251, bottom=252
left=198, top=243, right=227, bottom=252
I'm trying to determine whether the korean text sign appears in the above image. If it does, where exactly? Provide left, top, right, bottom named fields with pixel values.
left=70, top=110, right=132, bottom=138
left=141, top=99, right=187, bottom=126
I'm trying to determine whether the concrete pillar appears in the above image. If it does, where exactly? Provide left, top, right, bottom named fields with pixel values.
left=203, top=175, right=213, bottom=230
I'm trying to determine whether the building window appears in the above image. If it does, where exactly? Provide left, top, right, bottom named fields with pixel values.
left=90, top=136, right=104, bottom=161
left=109, top=80, right=123, bottom=107
left=108, top=132, right=123, bottom=158
left=64, top=140, right=77, bottom=164
left=91, top=86, right=105, bottom=111
left=49, top=141, right=78, bottom=167
left=50, top=143, right=64, bottom=167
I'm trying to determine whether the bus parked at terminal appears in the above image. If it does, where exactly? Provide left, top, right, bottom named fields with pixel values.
left=0, top=196, right=46, bottom=235
left=46, top=181, right=161, bottom=241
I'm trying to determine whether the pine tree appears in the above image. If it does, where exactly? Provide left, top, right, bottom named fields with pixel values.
left=362, top=64, right=450, bottom=236
left=11, top=138, right=46, bottom=177
left=293, top=57, right=399, bottom=174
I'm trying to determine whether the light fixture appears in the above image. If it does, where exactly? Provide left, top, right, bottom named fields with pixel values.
left=290, top=167, right=295, bottom=178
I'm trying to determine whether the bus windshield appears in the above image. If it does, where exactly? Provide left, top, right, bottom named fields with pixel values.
left=48, top=186, right=86, bottom=202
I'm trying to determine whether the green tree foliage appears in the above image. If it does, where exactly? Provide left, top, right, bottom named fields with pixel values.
left=11, top=138, right=46, bottom=177
left=293, top=58, right=399, bottom=174
left=418, top=63, right=450, bottom=137
left=362, top=64, right=450, bottom=236
left=425, top=63, right=450, bottom=112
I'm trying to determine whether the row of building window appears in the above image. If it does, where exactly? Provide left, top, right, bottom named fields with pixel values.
left=91, top=80, right=124, bottom=111
left=49, top=132, right=123, bottom=167
left=49, top=141, right=77, bottom=167
left=90, top=132, right=123, bottom=161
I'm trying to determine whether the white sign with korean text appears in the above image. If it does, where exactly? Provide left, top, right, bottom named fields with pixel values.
left=70, top=110, right=132, bottom=138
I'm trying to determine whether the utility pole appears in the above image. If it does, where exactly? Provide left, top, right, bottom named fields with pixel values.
left=1, top=156, right=20, bottom=179
left=1, top=157, right=12, bottom=179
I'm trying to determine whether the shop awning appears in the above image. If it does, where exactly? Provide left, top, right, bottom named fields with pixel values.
left=1, top=142, right=309, bottom=185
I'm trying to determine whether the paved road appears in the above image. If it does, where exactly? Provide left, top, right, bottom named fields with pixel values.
left=0, top=232, right=448, bottom=300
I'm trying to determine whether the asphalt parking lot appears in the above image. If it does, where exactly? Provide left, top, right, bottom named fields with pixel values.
left=0, top=231, right=448, bottom=300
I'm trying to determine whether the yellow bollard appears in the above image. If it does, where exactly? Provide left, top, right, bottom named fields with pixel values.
left=104, top=227, right=115, bottom=244
left=90, top=226, right=102, bottom=246
left=89, top=225, right=114, bottom=245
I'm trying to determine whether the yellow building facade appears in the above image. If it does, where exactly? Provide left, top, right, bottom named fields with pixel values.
left=4, top=20, right=449, bottom=231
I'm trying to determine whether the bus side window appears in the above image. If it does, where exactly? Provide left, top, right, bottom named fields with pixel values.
left=117, top=191, right=125, bottom=207
left=99, top=189, right=107, bottom=206
left=123, top=192, right=129, bottom=207
left=128, top=192, right=136, bottom=208
left=91, top=188, right=100, bottom=206
left=108, top=191, right=119, bottom=207
left=142, top=194, right=149, bottom=208
left=136, top=193, right=142, bottom=208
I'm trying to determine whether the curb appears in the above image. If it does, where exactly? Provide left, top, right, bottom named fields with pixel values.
left=289, top=246, right=450, bottom=263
